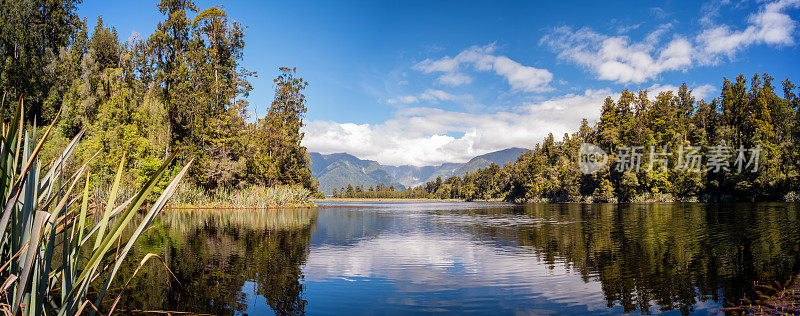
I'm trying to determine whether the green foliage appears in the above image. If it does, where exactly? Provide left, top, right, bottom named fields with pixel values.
left=0, top=97, right=192, bottom=314
left=490, top=73, right=799, bottom=203
left=593, top=178, right=616, bottom=203
left=169, top=184, right=313, bottom=207
left=340, top=74, right=800, bottom=203
left=0, top=0, right=83, bottom=122
left=244, top=67, right=315, bottom=189
left=311, top=152, right=406, bottom=195
left=2, top=0, right=317, bottom=195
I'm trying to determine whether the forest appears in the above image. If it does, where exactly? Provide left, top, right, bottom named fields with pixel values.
left=4, top=0, right=800, bottom=204
left=0, top=0, right=316, bottom=196
left=336, top=75, right=800, bottom=202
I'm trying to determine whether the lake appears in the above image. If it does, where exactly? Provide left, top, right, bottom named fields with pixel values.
left=115, top=202, right=800, bottom=315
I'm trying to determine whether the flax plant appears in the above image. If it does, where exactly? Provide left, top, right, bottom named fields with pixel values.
left=0, top=98, right=192, bottom=315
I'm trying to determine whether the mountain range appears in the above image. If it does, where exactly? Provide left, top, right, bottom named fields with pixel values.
left=310, top=148, right=527, bottom=194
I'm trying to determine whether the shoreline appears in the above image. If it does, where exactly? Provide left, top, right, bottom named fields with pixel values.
left=314, top=198, right=800, bottom=204
left=165, top=203, right=317, bottom=210
left=316, top=197, right=502, bottom=202
left=160, top=198, right=800, bottom=209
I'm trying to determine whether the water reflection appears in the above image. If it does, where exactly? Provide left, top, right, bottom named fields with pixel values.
left=117, top=208, right=317, bottom=315
left=116, top=202, right=800, bottom=315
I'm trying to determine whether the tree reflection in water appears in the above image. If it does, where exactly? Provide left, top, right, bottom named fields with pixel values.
left=113, top=208, right=317, bottom=315
left=109, top=203, right=800, bottom=315
left=432, top=203, right=800, bottom=314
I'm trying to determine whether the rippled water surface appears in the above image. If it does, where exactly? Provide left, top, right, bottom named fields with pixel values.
left=118, top=202, right=800, bottom=315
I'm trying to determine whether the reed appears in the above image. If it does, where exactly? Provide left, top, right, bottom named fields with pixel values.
left=161, top=208, right=317, bottom=232
left=0, top=98, right=192, bottom=315
left=168, top=183, right=314, bottom=208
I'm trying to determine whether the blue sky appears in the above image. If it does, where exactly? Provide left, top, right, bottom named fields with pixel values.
left=78, top=0, right=800, bottom=166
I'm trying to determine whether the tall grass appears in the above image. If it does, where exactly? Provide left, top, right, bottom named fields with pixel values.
left=168, top=184, right=313, bottom=208
left=162, top=208, right=317, bottom=232
left=0, top=98, right=192, bottom=315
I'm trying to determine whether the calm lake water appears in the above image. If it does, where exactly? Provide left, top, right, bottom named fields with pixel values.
left=116, top=202, right=800, bottom=315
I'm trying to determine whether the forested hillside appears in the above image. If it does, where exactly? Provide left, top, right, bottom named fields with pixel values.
left=384, top=147, right=527, bottom=188
left=446, top=77, right=800, bottom=202
left=310, top=152, right=405, bottom=194
left=0, top=0, right=315, bottom=192
left=315, top=148, right=527, bottom=195
left=338, top=76, right=800, bottom=202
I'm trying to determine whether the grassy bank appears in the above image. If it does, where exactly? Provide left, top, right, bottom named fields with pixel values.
left=321, top=193, right=800, bottom=204
left=319, top=197, right=467, bottom=202
left=167, top=184, right=315, bottom=208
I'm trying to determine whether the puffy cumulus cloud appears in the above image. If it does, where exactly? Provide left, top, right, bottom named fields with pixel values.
left=541, top=26, right=694, bottom=84
left=692, top=84, right=718, bottom=100
left=413, top=44, right=553, bottom=92
left=542, top=0, right=800, bottom=83
left=386, top=89, right=472, bottom=105
left=303, top=83, right=716, bottom=166
left=303, top=231, right=610, bottom=310
left=303, top=89, right=611, bottom=166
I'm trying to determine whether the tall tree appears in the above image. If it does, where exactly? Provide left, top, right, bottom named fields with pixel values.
left=0, top=0, right=82, bottom=122
left=247, top=67, right=314, bottom=190
left=148, top=0, right=196, bottom=147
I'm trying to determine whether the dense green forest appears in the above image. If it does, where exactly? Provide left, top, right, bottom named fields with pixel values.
left=337, top=75, right=800, bottom=202
left=5, top=0, right=799, bottom=203
left=0, top=0, right=315, bottom=193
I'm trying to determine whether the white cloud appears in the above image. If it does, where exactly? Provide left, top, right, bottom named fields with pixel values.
left=126, top=31, right=141, bottom=43
left=303, top=89, right=610, bottom=166
left=386, top=89, right=472, bottom=104
left=414, top=44, right=553, bottom=92
left=541, top=26, right=693, bottom=84
left=542, top=0, right=800, bottom=83
left=304, top=231, right=610, bottom=311
left=437, top=72, right=473, bottom=85
left=650, top=7, right=670, bottom=20
left=616, top=23, right=642, bottom=34
left=386, top=95, right=420, bottom=104
left=692, top=84, right=717, bottom=100
left=696, top=0, right=800, bottom=63
left=645, top=83, right=717, bottom=100
left=303, top=83, right=716, bottom=166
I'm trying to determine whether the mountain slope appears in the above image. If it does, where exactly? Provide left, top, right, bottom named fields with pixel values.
left=451, top=147, right=528, bottom=177
left=310, top=153, right=405, bottom=194
left=382, top=163, right=461, bottom=189
left=383, top=148, right=527, bottom=187
left=310, top=148, right=528, bottom=194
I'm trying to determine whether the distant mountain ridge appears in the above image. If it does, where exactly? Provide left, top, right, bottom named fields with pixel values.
left=310, top=148, right=527, bottom=194
left=309, top=152, right=407, bottom=195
